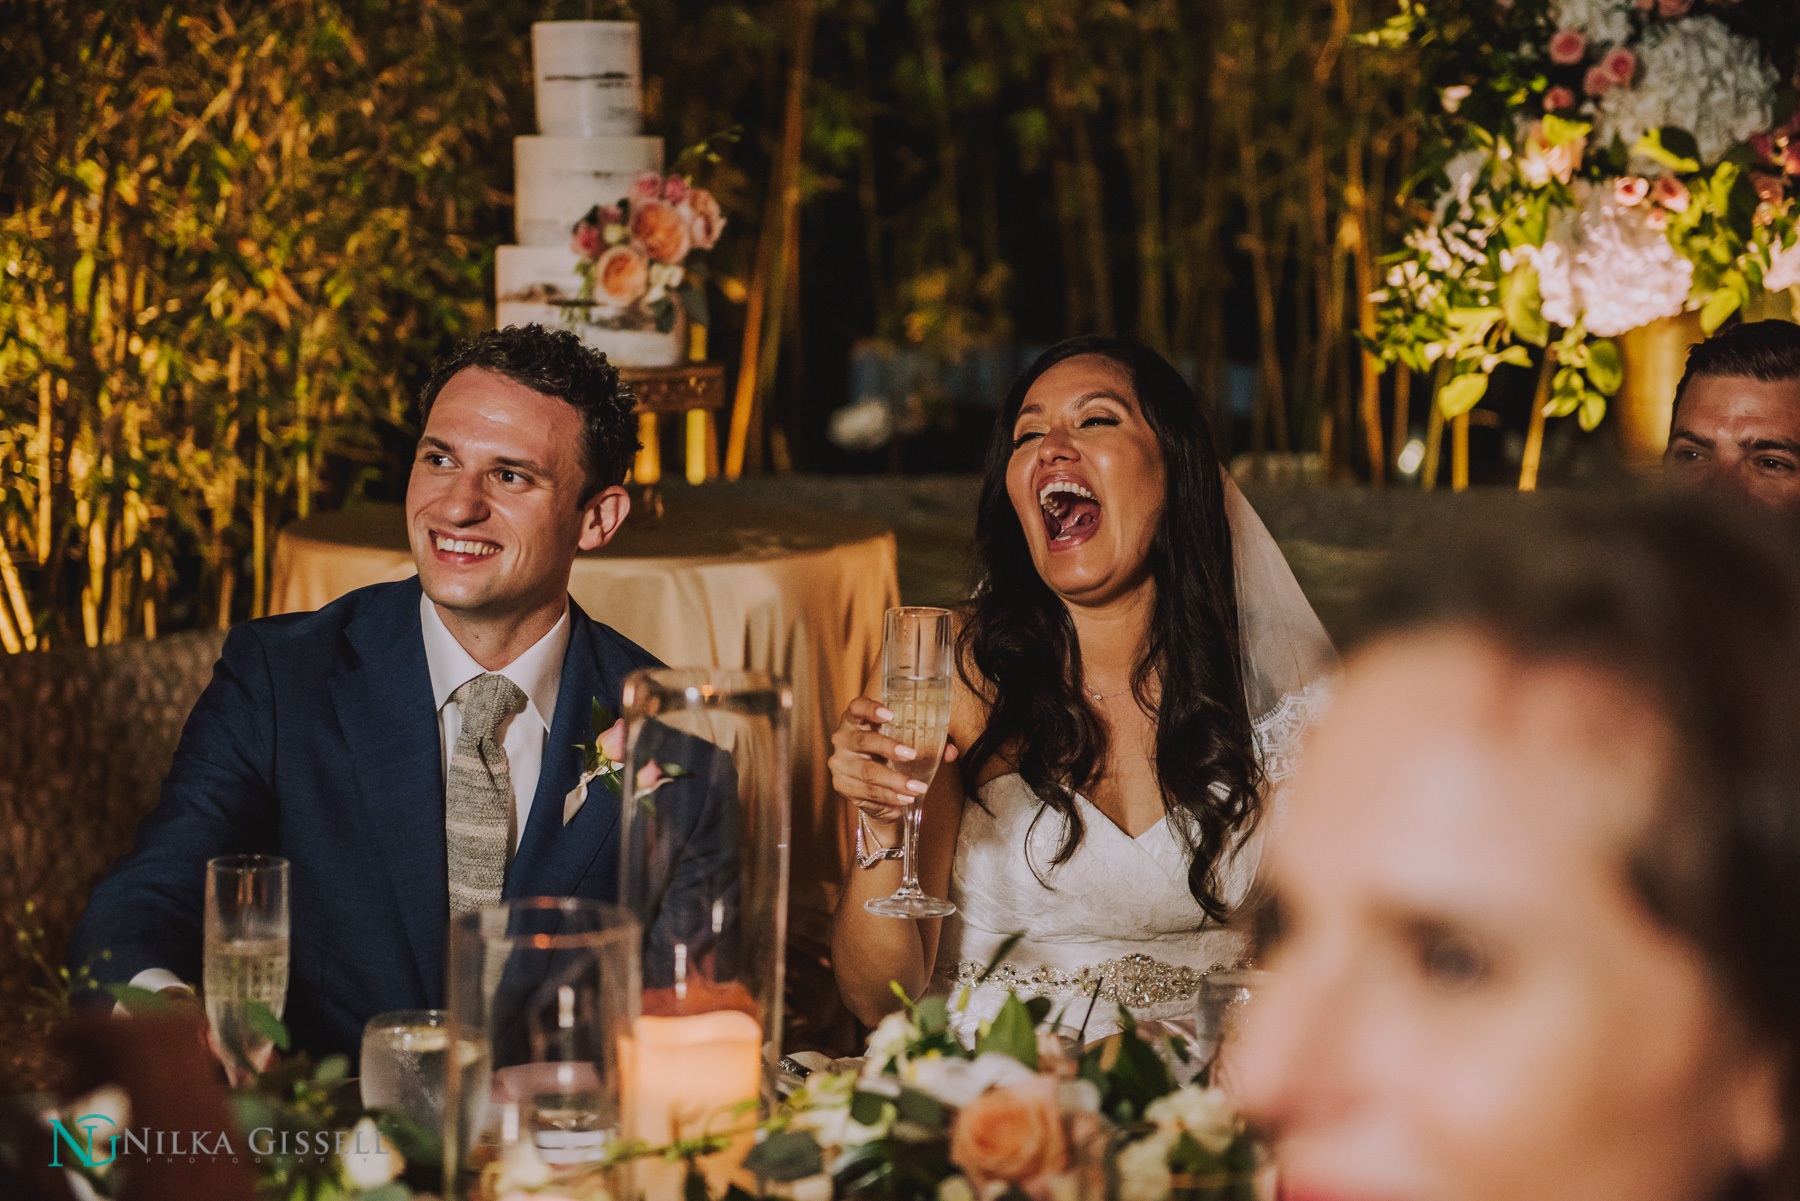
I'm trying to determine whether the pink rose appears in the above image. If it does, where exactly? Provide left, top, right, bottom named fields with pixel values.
left=1601, top=46, right=1636, bottom=84
left=630, top=198, right=693, bottom=263
left=635, top=761, right=665, bottom=791
left=1545, top=86, right=1577, bottom=112
left=1646, top=206, right=1670, bottom=230
left=1548, top=28, right=1588, bottom=65
left=630, top=172, right=664, bottom=207
left=1652, top=174, right=1690, bottom=213
left=599, top=204, right=624, bottom=227
left=598, top=718, right=625, bottom=765
left=572, top=219, right=603, bottom=258
left=1750, top=132, right=1777, bottom=162
left=1614, top=176, right=1650, bottom=206
left=1583, top=65, right=1614, bottom=96
left=594, top=243, right=650, bottom=306
left=681, top=188, right=726, bottom=250
left=1752, top=171, right=1786, bottom=205
left=1656, top=0, right=1693, bottom=15
left=661, top=174, right=690, bottom=205
left=950, top=1078, right=1068, bottom=1190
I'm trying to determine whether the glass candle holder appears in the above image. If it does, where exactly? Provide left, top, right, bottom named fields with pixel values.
left=618, top=667, right=793, bottom=1196
left=442, top=898, right=640, bottom=1201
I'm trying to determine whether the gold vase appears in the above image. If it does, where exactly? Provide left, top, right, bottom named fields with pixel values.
left=1615, top=311, right=1706, bottom=469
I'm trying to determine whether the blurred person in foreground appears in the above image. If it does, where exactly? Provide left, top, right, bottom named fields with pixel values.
left=1664, top=318, right=1800, bottom=509
left=1235, top=496, right=1800, bottom=1201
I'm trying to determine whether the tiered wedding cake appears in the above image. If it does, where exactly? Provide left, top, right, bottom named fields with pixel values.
left=496, top=21, right=684, bottom=367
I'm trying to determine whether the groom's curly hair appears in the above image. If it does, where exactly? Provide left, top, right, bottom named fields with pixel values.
left=418, top=324, right=639, bottom=501
left=959, top=335, right=1260, bottom=923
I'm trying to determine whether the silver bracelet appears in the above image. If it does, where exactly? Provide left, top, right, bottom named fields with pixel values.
left=854, top=809, right=904, bottom=869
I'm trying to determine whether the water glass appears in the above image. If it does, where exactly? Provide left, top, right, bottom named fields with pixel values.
left=1194, top=968, right=1269, bottom=1094
left=443, top=898, right=639, bottom=1201
left=203, top=854, right=289, bottom=1086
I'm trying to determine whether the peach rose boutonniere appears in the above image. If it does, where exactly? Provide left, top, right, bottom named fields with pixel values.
left=564, top=700, right=691, bottom=825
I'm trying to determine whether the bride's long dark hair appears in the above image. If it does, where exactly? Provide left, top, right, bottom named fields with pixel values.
left=957, top=335, right=1261, bottom=922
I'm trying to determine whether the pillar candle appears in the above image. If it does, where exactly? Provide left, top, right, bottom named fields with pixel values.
left=623, top=1010, right=762, bottom=1198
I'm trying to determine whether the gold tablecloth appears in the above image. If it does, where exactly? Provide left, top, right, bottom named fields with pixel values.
left=269, top=496, right=900, bottom=964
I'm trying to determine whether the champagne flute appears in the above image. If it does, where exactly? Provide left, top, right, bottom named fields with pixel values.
left=204, top=854, right=290, bottom=1085
left=864, top=606, right=956, bottom=919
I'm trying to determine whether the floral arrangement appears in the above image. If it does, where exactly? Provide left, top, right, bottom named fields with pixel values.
left=1362, top=0, right=1799, bottom=435
left=743, top=982, right=1264, bottom=1201
left=571, top=171, right=725, bottom=336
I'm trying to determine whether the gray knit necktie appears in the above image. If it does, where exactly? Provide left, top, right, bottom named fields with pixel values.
left=446, top=673, right=527, bottom=917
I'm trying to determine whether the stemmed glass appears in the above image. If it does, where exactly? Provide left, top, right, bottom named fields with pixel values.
left=203, top=854, right=290, bottom=1086
left=864, top=606, right=957, bottom=919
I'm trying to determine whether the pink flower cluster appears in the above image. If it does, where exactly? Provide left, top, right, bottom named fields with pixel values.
left=1612, top=173, right=1691, bottom=230
left=1582, top=45, right=1637, bottom=97
left=570, top=172, right=727, bottom=309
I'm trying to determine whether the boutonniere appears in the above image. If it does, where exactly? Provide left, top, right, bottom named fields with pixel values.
left=564, top=698, right=693, bottom=826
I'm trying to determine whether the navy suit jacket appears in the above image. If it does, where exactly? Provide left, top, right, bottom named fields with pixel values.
left=69, top=577, right=662, bottom=1057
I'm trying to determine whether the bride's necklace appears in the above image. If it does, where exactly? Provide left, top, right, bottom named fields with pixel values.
left=1086, top=682, right=1130, bottom=703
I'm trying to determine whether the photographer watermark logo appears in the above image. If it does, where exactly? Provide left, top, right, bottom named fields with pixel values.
left=47, top=1113, right=119, bottom=1169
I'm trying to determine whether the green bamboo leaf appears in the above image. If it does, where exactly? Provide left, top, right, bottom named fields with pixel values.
left=1501, top=263, right=1548, bottom=347
left=1586, top=339, right=1623, bottom=396
left=1437, top=372, right=1489, bottom=419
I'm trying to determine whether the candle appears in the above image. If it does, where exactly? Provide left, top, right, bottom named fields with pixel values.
left=623, top=1010, right=763, bottom=1198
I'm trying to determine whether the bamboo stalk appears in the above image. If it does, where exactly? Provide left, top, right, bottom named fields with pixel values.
left=1519, top=348, right=1557, bottom=491
left=0, top=588, right=20, bottom=654
left=1422, top=361, right=1448, bottom=491
left=35, top=374, right=52, bottom=564
left=0, top=541, right=37, bottom=651
left=1452, top=411, right=1471, bottom=492
left=726, top=0, right=814, bottom=479
left=1390, top=364, right=1412, bottom=476
left=252, top=408, right=267, bottom=619
left=1345, top=73, right=1384, bottom=482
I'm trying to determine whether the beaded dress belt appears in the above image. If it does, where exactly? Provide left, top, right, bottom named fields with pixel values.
left=950, top=952, right=1204, bottom=1008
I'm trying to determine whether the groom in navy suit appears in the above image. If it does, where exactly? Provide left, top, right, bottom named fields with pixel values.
left=71, top=324, right=664, bottom=1057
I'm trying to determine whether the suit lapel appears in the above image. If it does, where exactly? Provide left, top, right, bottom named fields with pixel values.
left=509, top=603, right=629, bottom=900
left=328, top=579, right=449, bottom=1003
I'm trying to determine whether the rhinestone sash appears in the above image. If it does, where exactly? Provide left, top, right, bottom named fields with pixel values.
left=949, top=951, right=1204, bottom=1008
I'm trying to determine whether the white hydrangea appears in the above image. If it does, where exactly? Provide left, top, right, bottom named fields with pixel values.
left=1594, top=16, right=1777, bottom=166
left=1764, top=235, right=1800, bottom=294
left=1550, top=0, right=1632, bottom=47
left=1525, top=181, right=1693, bottom=337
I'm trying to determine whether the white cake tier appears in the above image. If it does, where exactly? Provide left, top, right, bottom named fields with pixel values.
left=497, top=245, right=685, bottom=368
left=514, top=135, right=664, bottom=247
left=497, top=299, right=686, bottom=369
left=532, top=21, right=642, bottom=138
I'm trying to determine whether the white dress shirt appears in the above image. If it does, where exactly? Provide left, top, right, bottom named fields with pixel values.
left=127, top=594, right=573, bottom=1000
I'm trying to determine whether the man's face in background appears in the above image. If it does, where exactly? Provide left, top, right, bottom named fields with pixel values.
left=1664, top=374, right=1800, bottom=510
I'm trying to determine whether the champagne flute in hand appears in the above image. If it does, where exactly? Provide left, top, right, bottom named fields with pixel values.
left=204, top=854, right=289, bottom=1085
left=864, top=606, right=957, bottom=919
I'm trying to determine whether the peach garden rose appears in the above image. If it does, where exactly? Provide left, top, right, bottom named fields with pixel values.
left=631, top=199, right=693, bottom=264
left=949, top=1077, right=1068, bottom=1191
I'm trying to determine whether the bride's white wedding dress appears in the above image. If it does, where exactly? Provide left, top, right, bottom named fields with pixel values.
left=929, top=477, right=1336, bottom=1043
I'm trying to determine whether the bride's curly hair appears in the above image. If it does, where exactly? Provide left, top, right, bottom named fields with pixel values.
left=957, top=335, right=1261, bottom=922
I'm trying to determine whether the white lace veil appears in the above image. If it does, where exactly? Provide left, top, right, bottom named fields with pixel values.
left=1221, top=473, right=1338, bottom=782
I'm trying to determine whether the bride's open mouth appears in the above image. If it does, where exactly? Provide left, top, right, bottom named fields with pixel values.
left=1038, top=479, right=1101, bottom=549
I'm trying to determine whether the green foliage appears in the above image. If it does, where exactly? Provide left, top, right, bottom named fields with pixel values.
left=0, top=0, right=533, bottom=645
left=974, top=992, right=1038, bottom=1069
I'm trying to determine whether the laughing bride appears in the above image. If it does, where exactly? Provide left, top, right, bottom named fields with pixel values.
left=829, top=335, right=1336, bottom=1042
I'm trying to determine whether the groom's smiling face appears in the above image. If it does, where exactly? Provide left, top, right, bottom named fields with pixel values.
left=406, top=366, right=618, bottom=623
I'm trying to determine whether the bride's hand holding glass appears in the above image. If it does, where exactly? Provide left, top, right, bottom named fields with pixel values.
left=827, top=695, right=958, bottom=819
